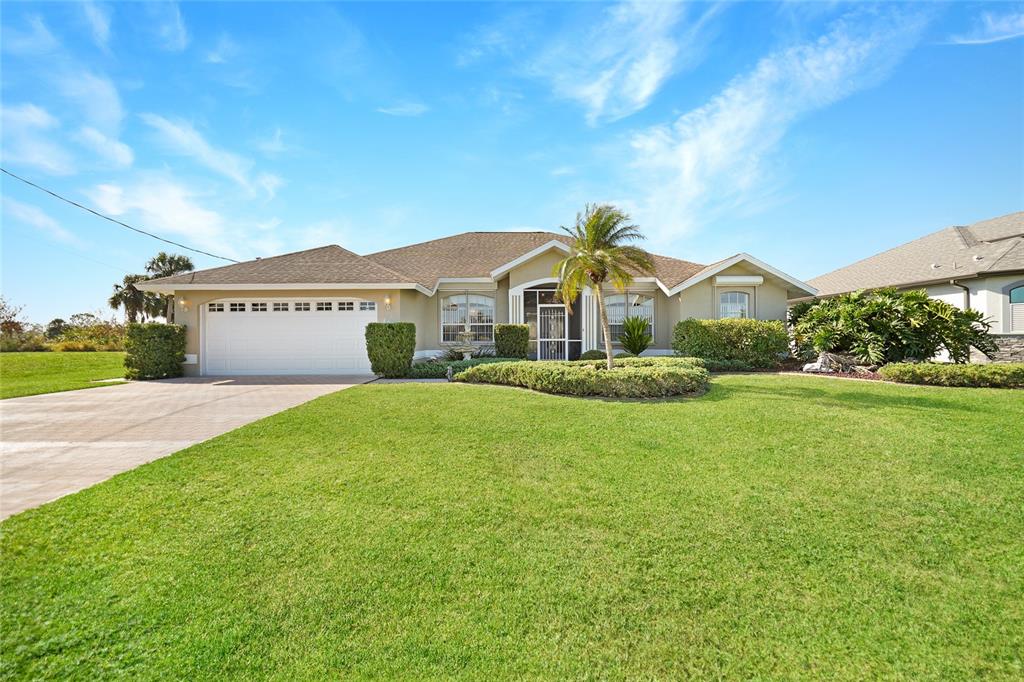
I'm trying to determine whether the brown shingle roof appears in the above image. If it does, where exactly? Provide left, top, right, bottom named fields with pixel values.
left=145, top=231, right=708, bottom=290
left=145, top=245, right=415, bottom=286
left=809, top=212, right=1024, bottom=297
left=367, top=231, right=705, bottom=289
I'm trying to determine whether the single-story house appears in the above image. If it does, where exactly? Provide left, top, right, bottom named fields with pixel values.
left=140, top=231, right=816, bottom=376
left=795, top=211, right=1024, bottom=362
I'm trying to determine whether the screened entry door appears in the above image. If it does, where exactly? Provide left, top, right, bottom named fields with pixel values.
left=537, top=304, right=567, bottom=360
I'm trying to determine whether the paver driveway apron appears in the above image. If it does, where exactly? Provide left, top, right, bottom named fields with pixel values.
left=0, top=375, right=371, bottom=520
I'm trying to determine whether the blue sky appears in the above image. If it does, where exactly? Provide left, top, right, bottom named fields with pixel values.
left=1, top=1, right=1022, bottom=323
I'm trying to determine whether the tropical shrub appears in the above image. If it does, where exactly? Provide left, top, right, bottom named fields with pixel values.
left=793, top=289, right=996, bottom=365
left=124, top=323, right=186, bottom=380
left=50, top=340, right=99, bottom=352
left=408, top=357, right=518, bottom=379
left=0, top=331, right=50, bottom=352
left=879, top=362, right=1024, bottom=388
left=365, top=322, right=416, bottom=378
left=58, top=314, right=126, bottom=351
left=455, top=360, right=709, bottom=398
left=672, top=318, right=788, bottom=368
left=494, top=324, right=530, bottom=359
left=619, top=316, right=653, bottom=356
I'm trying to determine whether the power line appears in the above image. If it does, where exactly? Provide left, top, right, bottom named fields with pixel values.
left=1, top=167, right=240, bottom=263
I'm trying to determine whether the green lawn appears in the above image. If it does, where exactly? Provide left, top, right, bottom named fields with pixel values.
left=0, top=352, right=126, bottom=399
left=1, top=375, right=1021, bottom=679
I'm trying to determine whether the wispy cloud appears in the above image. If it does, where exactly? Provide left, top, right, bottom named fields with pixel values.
left=81, top=1, right=112, bottom=50
left=627, top=8, right=930, bottom=244
left=148, top=1, right=188, bottom=51
left=74, top=126, right=133, bottom=168
left=1, top=15, right=59, bottom=55
left=140, top=114, right=281, bottom=199
left=55, top=70, right=124, bottom=133
left=204, top=33, right=239, bottom=63
left=948, top=9, right=1024, bottom=45
left=0, top=103, right=75, bottom=175
left=254, top=127, right=288, bottom=157
left=376, top=101, right=429, bottom=117
left=87, top=177, right=233, bottom=257
left=2, top=197, right=80, bottom=246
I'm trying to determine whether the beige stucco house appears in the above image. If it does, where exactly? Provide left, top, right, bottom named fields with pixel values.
left=797, top=211, right=1024, bottom=362
left=140, top=231, right=816, bottom=376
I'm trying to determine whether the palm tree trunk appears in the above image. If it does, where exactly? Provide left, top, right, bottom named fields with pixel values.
left=165, top=296, right=174, bottom=324
left=592, top=285, right=615, bottom=370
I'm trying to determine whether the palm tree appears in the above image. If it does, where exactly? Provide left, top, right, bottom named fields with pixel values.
left=108, top=274, right=149, bottom=323
left=553, top=204, right=655, bottom=369
left=145, top=252, right=194, bottom=322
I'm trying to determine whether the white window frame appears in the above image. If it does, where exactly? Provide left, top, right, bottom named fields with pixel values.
left=272, top=302, right=289, bottom=312
left=359, top=301, right=376, bottom=312
left=294, top=302, right=311, bottom=312
left=338, top=301, right=354, bottom=311
left=250, top=302, right=268, bottom=312
left=603, top=291, right=654, bottom=343
left=229, top=302, right=245, bottom=312
left=719, top=291, right=749, bottom=319
left=440, top=292, right=494, bottom=343
left=316, top=301, right=333, bottom=312
left=208, top=303, right=225, bottom=313
left=1010, top=285, right=1024, bottom=332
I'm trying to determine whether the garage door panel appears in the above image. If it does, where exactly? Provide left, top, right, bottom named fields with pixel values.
left=204, top=306, right=375, bottom=375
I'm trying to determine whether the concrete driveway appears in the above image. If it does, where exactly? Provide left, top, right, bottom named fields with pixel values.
left=0, top=375, right=372, bottom=520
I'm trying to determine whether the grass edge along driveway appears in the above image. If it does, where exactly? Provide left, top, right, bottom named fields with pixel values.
left=0, top=351, right=125, bottom=399
left=2, top=375, right=1022, bottom=679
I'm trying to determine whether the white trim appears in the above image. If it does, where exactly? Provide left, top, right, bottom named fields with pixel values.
left=668, top=253, right=817, bottom=297
left=631, top=276, right=672, bottom=295
left=489, top=240, right=570, bottom=279
left=509, top=276, right=561, bottom=295
left=714, top=275, right=763, bottom=286
left=138, top=282, right=430, bottom=295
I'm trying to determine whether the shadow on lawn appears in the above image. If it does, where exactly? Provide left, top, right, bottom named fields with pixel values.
left=704, top=379, right=974, bottom=413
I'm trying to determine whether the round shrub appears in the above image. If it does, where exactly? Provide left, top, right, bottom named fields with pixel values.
left=454, top=360, right=710, bottom=398
left=365, top=322, right=416, bottom=378
left=672, top=318, right=788, bottom=368
left=408, top=357, right=518, bottom=379
left=579, top=349, right=606, bottom=360
left=879, top=362, right=1024, bottom=388
left=494, top=324, right=529, bottom=359
left=124, top=323, right=186, bottom=380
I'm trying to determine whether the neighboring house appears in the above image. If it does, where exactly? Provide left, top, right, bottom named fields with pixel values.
left=140, top=231, right=816, bottom=376
left=799, top=211, right=1024, bottom=362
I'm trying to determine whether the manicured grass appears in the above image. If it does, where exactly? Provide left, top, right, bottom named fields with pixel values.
left=2, top=375, right=1022, bottom=679
left=0, top=351, right=126, bottom=399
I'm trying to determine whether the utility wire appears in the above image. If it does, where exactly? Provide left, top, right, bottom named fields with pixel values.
left=1, top=167, right=240, bottom=263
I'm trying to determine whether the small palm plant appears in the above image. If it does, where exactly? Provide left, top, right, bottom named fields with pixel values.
left=108, top=274, right=149, bottom=323
left=619, top=316, right=653, bottom=356
left=553, top=204, right=655, bottom=369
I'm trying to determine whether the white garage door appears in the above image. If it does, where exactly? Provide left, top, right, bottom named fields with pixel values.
left=204, top=299, right=377, bottom=375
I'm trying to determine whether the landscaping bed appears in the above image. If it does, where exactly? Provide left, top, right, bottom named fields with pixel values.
left=455, top=358, right=710, bottom=398
left=880, top=361, right=1024, bottom=388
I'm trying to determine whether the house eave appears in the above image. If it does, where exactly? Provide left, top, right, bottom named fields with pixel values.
left=488, top=240, right=570, bottom=279
left=668, top=253, right=818, bottom=298
left=137, top=282, right=432, bottom=295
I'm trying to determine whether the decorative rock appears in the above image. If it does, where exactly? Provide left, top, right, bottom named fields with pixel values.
left=803, top=351, right=860, bottom=373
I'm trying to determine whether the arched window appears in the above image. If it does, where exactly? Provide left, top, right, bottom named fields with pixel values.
left=604, top=292, right=654, bottom=341
left=441, top=293, right=494, bottom=342
left=1011, top=285, right=1024, bottom=332
left=719, top=291, right=749, bottom=319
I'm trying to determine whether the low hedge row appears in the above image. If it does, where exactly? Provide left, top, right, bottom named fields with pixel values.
left=672, top=318, right=788, bottom=368
left=408, top=357, right=519, bottom=379
left=879, top=362, right=1024, bottom=388
left=574, top=356, right=704, bottom=369
left=455, top=360, right=710, bottom=398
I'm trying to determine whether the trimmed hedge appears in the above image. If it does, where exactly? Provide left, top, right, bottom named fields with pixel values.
left=494, top=324, right=529, bottom=359
left=408, top=357, right=518, bottom=379
left=365, top=322, right=416, bottom=378
left=124, top=323, right=186, bottom=380
left=573, top=356, right=704, bottom=369
left=455, top=360, right=710, bottom=398
left=879, top=362, right=1024, bottom=388
left=577, top=350, right=638, bottom=360
left=672, top=318, right=788, bottom=368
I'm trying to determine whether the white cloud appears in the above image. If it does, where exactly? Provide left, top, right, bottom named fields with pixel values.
left=1, top=15, right=59, bottom=55
left=54, top=70, right=124, bottom=133
left=81, top=1, right=112, bottom=50
left=205, top=33, right=240, bottom=63
left=376, top=101, right=430, bottom=117
left=550, top=166, right=575, bottom=177
left=149, top=1, right=188, bottom=51
left=87, top=178, right=233, bottom=258
left=2, top=197, right=80, bottom=246
left=627, top=8, right=929, bottom=244
left=255, top=127, right=287, bottom=157
left=140, top=114, right=280, bottom=199
left=948, top=10, right=1024, bottom=45
left=74, top=126, right=133, bottom=168
left=527, top=1, right=722, bottom=124
left=0, top=103, right=75, bottom=175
